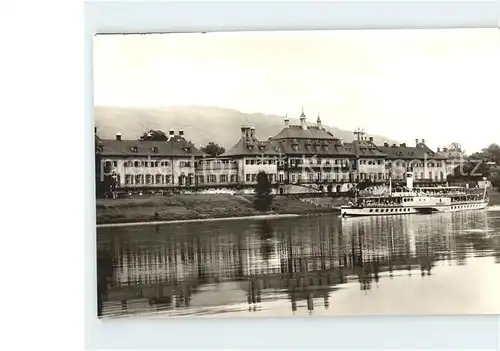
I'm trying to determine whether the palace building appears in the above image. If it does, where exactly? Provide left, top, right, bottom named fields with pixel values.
left=95, top=109, right=452, bottom=193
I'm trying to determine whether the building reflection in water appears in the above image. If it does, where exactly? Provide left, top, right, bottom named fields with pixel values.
left=96, top=209, right=500, bottom=317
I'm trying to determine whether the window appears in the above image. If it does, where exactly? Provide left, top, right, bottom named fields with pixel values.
left=125, top=175, right=133, bottom=185
left=220, top=174, right=227, bottom=183
left=209, top=175, right=216, bottom=183
left=198, top=175, right=205, bottom=184
left=151, top=147, right=158, bottom=153
left=135, top=174, right=143, bottom=184
left=251, top=174, right=257, bottom=182
left=246, top=174, right=251, bottom=182
left=165, top=175, right=171, bottom=184
left=291, top=174, right=296, bottom=182
left=146, top=175, right=152, bottom=184
left=230, top=175, right=237, bottom=183
left=180, top=161, right=191, bottom=167
left=155, top=174, right=163, bottom=184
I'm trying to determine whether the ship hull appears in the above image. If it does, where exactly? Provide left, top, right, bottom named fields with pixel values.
left=341, top=201, right=489, bottom=217
left=340, top=206, right=419, bottom=217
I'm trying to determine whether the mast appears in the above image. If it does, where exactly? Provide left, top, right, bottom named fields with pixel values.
left=388, top=175, right=392, bottom=195
left=482, top=182, right=488, bottom=201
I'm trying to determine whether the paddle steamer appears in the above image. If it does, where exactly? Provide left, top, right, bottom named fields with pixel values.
left=340, top=172, right=489, bottom=217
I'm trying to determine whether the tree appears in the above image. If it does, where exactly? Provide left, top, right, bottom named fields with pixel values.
left=254, top=171, right=273, bottom=211
left=491, top=172, right=500, bottom=189
left=449, top=142, right=462, bottom=152
left=357, top=179, right=373, bottom=190
left=451, top=161, right=491, bottom=180
left=201, top=142, right=225, bottom=157
left=482, top=144, right=500, bottom=164
left=101, top=163, right=118, bottom=198
left=139, top=129, right=168, bottom=141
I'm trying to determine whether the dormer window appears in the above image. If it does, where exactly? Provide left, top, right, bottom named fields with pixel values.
left=151, top=146, right=158, bottom=153
left=130, top=146, right=138, bottom=153
left=182, top=146, right=192, bottom=153
left=292, top=144, right=299, bottom=151
left=258, top=145, right=265, bottom=152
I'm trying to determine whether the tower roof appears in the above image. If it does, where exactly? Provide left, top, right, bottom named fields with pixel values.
left=300, top=107, right=306, bottom=119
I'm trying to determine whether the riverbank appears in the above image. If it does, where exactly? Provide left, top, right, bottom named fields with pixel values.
left=96, top=194, right=343, bottom=225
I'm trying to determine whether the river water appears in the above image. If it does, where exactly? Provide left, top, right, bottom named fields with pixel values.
left=96, top=206, right=500, bottom=318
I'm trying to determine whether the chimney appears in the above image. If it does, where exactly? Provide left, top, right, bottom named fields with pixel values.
left=94, top=127, right=97, bottom=134
left=415, top=138, right=419, bottom=146
left=179, top=129, right=184, bottom=137
left=316, top=112, right=322, bottom=127
left=240, top=125, right=246, bottom=138
left=437, top=147, right=441, bottom=152
left=300, top=107, right=307, bottom=130
left=443, top=147, right=448, bottom=152
left=384, top=141, right=389, bottom=147
left=268, top=136, right=273, bottom=141
left=369, top=136, right=373, bottom=142
left=250, top=126, right=256, bottom=139
left=169, top=129, right=174, bottom=138
left=421, top=138, right=425, bottom=144
left=116, top=133, right=122, bottom=141
left=244, top=124, right=251, bottom=139
left=284, top=114, right=290, bottom=127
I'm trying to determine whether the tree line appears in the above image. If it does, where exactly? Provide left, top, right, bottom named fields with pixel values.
left=448, top=143, right=500, bottom=190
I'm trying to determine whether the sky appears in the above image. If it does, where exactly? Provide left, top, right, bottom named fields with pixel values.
left=93, top=29, right=500, bottom=153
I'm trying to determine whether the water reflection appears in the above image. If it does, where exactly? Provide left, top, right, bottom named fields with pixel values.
left=96, top=210, right=500, bottom=318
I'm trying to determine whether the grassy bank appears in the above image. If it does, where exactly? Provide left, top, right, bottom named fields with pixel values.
left=96, top=194, right=342, bottom=225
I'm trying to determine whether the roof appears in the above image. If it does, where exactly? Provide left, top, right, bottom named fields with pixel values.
left=272, top=125, right=339, bottom=140
left=277, top=138, right=355, bottom=156
left=345, top=140, right=387, bottom=158
left=379, top=142, right=446, bottom=160
left=222, top=135, right=356, bottom=157
left=98, top=136, right=205, bottom=157
left=435, top=149, right=463, bottom=159
left=221, top=135, right=284, bottom=157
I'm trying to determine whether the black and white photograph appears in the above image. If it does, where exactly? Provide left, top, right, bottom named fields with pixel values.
left=93, top=28, right=500, bottom=318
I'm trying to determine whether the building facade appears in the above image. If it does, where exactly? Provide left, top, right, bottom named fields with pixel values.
left=95, top=109, right=452, bottom=193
